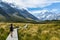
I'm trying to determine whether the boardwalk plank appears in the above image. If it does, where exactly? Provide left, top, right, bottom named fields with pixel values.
left=6, top=29, right=18, bottom=40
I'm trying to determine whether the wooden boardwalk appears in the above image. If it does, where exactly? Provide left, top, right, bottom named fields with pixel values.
left=6, top=28, right=18, bottom=40
left=6, top=24, right=28, bottom=40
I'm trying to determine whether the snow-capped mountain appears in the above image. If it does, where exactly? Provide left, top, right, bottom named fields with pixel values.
left=0, top=0, right=60, bottom=22
left=33, top=11, right=60, bottom=21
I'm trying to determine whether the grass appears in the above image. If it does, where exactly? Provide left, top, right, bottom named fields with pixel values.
left=0, top=21, right=60, bottom=40
left=18, top=23, right=60, bottom=40
left=0, top=23, right=9, bottom=40
left=0, top=23, right=27, bottom=40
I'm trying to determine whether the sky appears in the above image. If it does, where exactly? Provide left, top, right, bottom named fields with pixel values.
left=1, top=0, right=60, bottom=14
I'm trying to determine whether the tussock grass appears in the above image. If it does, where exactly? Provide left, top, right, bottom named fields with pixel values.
left=0, top=22, right=60, bottom=40
left=18, top=23, right=60, bottom=40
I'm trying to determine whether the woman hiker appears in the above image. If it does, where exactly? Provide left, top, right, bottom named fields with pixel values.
left=10, top=24, right=14, bottom=37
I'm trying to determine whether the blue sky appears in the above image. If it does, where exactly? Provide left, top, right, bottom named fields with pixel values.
left=28, top=2, right=60, bottom=11
left=28, top=2, right=60, bottom=14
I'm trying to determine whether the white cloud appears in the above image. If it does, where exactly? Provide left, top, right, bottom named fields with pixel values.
left=2, top=0, right=60, bottom=8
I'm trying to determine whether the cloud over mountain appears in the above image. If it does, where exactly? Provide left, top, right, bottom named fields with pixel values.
left=2, top=0, right=60, bottom=8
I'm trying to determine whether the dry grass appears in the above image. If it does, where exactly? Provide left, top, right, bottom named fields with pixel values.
left=0, top=23, right=60, bottom=40
left=18, top=23, right=60, bottom=40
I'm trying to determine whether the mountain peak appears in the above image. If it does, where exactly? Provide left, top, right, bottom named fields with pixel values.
left=33, top=10, right=60, bottom=21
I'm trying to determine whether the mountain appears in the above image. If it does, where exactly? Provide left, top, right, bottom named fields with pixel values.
left=0, top=2, right=39, bottom=22
left=33, top=11, right=60, bottom=21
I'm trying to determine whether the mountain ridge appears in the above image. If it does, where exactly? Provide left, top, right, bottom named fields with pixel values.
left=0, top=2, right=39, bottom=22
